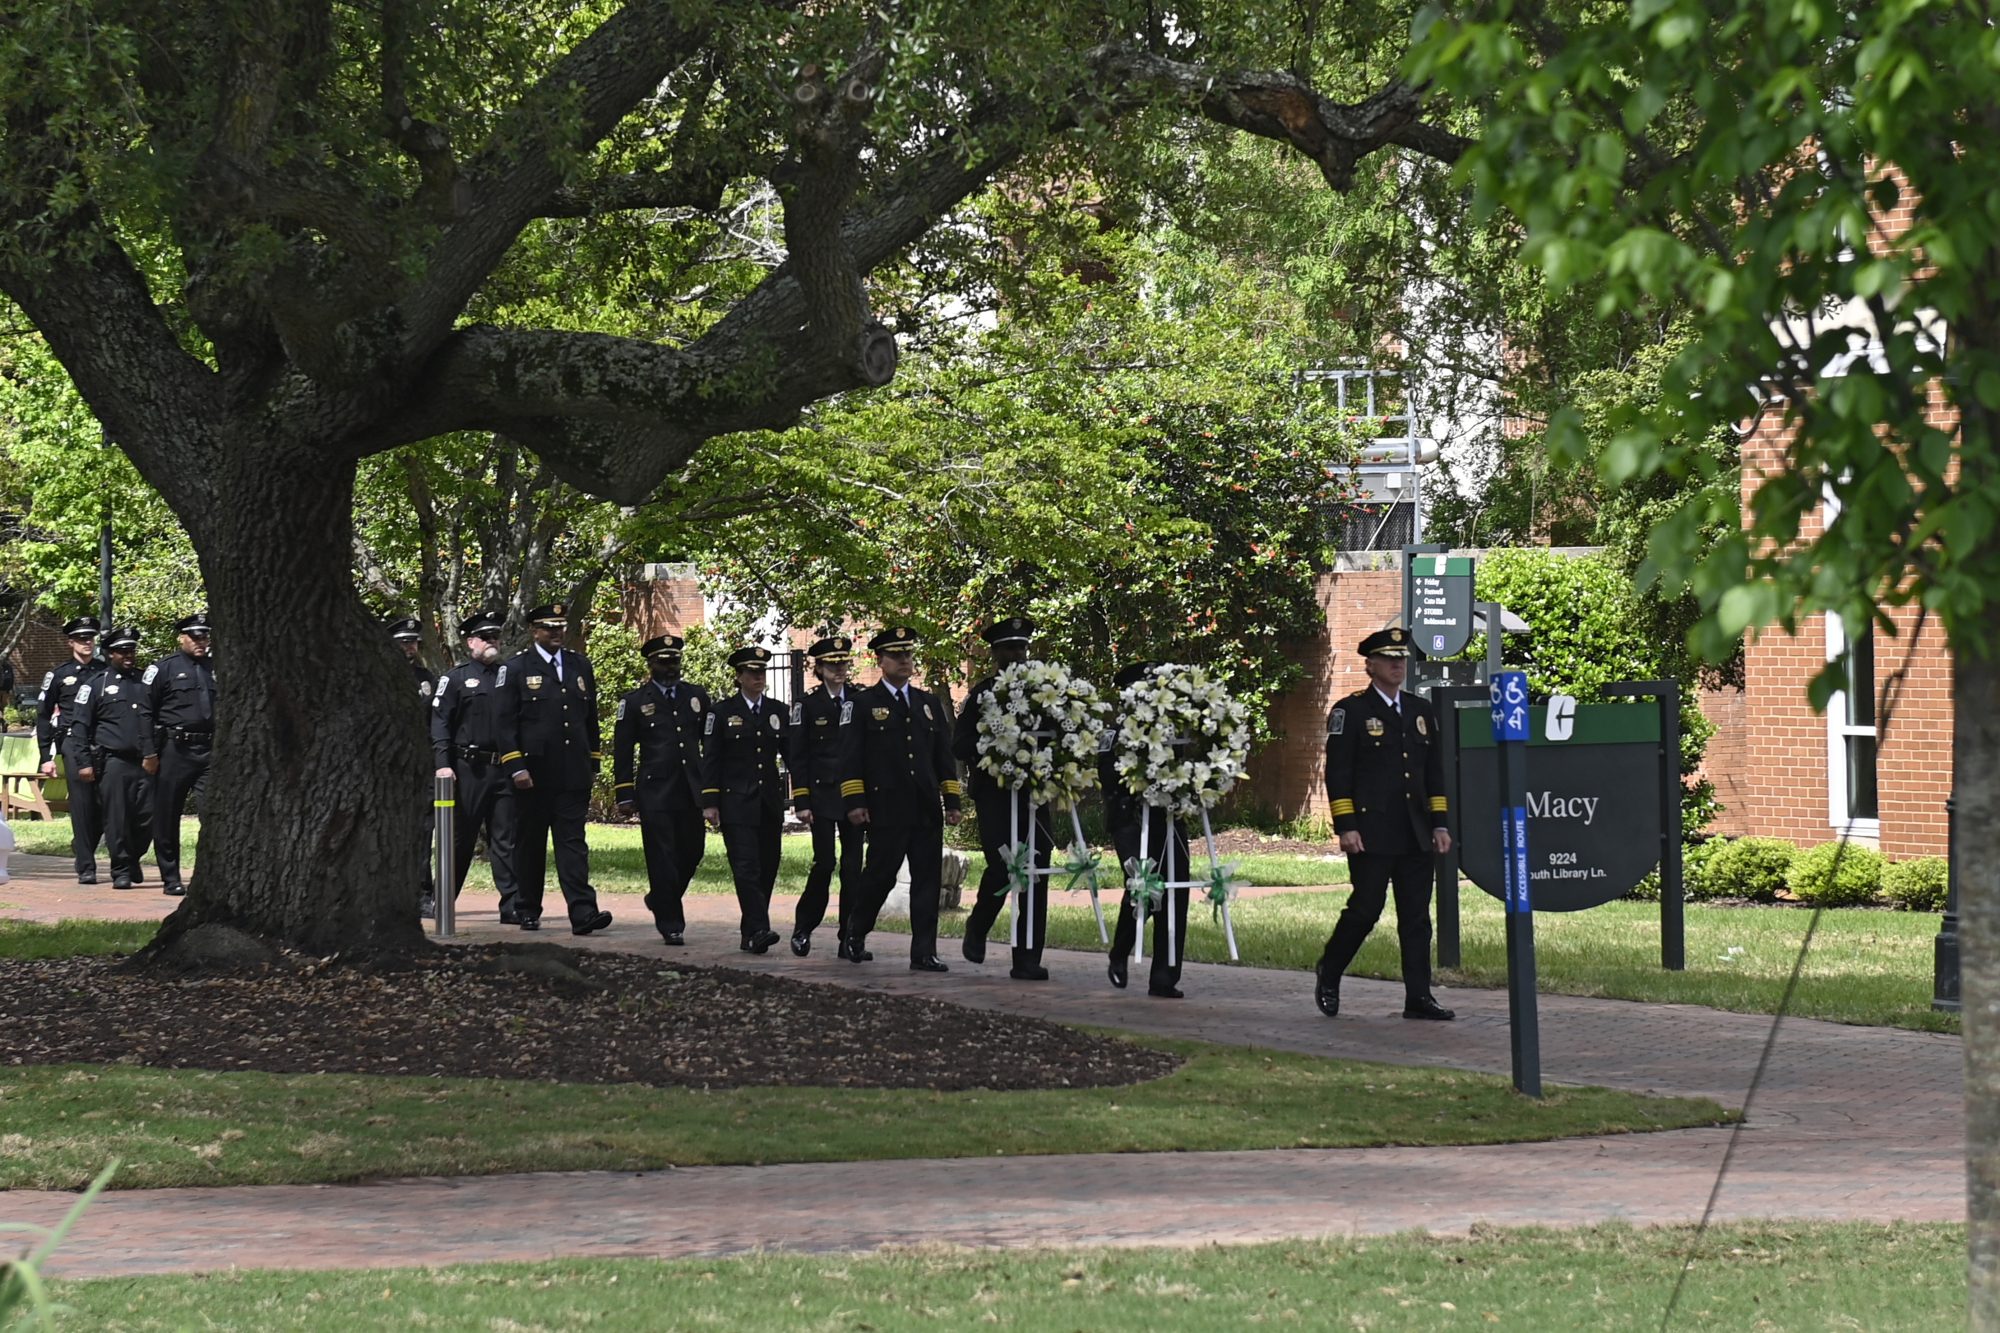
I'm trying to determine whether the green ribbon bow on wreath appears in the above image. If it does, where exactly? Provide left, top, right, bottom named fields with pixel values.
left=1123, top=855, right=1166, bottom=911
left=1056, top=844, right=1103, bottom=895
left=1206, top=860, right=1247, bottom=922
left=985, top=839, right=1035, bottom=899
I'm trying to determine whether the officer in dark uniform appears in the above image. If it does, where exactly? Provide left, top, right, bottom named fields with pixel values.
left=35, top=616, right=106, bottom=884
left=611, top=633, right=712, bottom=945
left=1318, top=627, right=1454, bottom=1021
left=839, top=627, right=962, bottom=972
left=496, top=601, right=613, bottom=935
left=390, top=616, right=437, bottom=914
left=141, top=612, right=215, bottom=897
left=74, top=626, right=153, bottom=891
left=699, top=646, right=792, bottom=953
left=788, top=636, right=865, bottom=957
left=1102, top=662, right=1195, bottom=998
left=954, top=616, right=1055, bottom=981
left=431, top=610, right=522, bottom=920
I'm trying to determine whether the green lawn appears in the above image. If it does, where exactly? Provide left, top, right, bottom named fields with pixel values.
left=4, top=817, right=1348, bottom=895
left=0, top=1035, right=1728, bottom=1190
left=916, top=887, right=1956, bottom=1032
left=36, top=1223, right=1963, bottom=1330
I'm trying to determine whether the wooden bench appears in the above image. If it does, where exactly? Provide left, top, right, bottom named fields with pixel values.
left=0, top=732, right=67, bottom=821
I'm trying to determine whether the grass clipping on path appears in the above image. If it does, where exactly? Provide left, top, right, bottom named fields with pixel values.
left=0, top=1040, right=1729, bottom=1190
left=47, top=1223, right=1961, bottom=1331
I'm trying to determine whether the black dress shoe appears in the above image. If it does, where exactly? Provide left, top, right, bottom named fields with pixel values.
left=790, top=932, right=811, bottom=957
left=1314, top=960, right=1340, bottom=1017
left=518, top=916, right=541, bottom=931
left=1403, top=994, right=1456, bottom=1021
left=846, top=934, right=868, bottom=963
left=910, top=955, right=949, bottom=973
left=161, top=882, right=186, bottom=897
left=1148, top=984, right=1185, bottom=999
left=133, top=866, right=145, bottom=883
left=660, top=931, right=685, bottom=946
left=961, top=933, right=986, bottom=964
left=500, top=910, right=523, bottom=925
left=572, top=909, right=613, bottom=936
left=1009, top=965, right=1050, bottom=981
left=740, top=928, right=778, bottom=954
left=111, top=879, right=134, bottom=892
left=78, top=872, right=98, bottom=886
left=1107, top=956, right=1129, bottom=990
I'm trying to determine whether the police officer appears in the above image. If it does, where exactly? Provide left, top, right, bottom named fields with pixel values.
left=955, top=616, right=1055, bottom=981
left=35, top=616, right=106, bottom=884
left=611, top=633, right=712, bottom=945
left=789, top=636, right=866, bottom=958
left=431, top=611, right=523, bottom=921
left=74, top=626, right=152, bottom=891
left=496, top=602, right=612, bottom=934
left=1102, top=662, right=1195, bottom=998
left=390, top=616, right=438, bottom=914
left=142, top=612, right=215, bottom=897
left=699, top=646, right=793, bottom=953
left=1318, top=627, right=1454, bottom=1021
left=839, top=626, right=962, bottom=971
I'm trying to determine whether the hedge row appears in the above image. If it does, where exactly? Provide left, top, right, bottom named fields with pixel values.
left=1628, top=838, right=1948, bottom=911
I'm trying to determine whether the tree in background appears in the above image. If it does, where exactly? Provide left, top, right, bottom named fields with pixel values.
left=1414, top=0, right=2000, bottom=1311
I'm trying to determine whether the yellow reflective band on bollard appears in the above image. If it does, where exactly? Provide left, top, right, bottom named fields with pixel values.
left=434, top=799, right=456, bottom=807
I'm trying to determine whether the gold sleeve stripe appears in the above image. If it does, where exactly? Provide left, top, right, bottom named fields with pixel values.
left=1430, top=796, right=1449, bottom=811
left=499, top=751, right=524, bottom=763
left=1330, top=799, right=1356, bottom=815
left=591, top=751, right=603, bottom=760
left=841, top=780, right=867, bottom=796
left=702, top=786, right=720, bottom=795
left=614, top=782, right=634, bottom=791
left=791, top=786, right=810, bottom=798
left=940, top=780, right=962, bottom=794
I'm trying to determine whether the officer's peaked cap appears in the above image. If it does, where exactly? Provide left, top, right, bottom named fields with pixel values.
left=102, top=625, right=139, bottom=650
left=386, top=616, right=422, bottom=640
left=642, top=634, right=684, bottom=659
left=727, top=645, right=773, bottom=670
left=525, top=602, right=568, bottom=626
left=62, top=616, right=102, bottom=638
left=868, top=626, right=919, bottom=653
left=460, top=610, right=506, bottom=638
left=174, top=612, right=211, bottom=635
left=981, top=616, right=1035, bottom=646
left=806, top=635, right=853, bottom=661
left=1359, top=627, right=1424, bottom=660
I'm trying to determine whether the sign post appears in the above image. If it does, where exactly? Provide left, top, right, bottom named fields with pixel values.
left=433, top=772, right=456, bottom=939
left=1490, top=668, right=1541, bottom=1098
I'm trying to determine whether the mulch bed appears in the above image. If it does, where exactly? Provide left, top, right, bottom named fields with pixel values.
left=0, top=944, right=1181, bottom=1092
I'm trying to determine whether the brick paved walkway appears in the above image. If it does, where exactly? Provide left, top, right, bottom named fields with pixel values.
left=0, top=851, right=1966, bottom=1278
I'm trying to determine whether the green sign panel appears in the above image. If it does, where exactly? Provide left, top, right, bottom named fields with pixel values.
left=1408, top=554, right=1475, bottom=658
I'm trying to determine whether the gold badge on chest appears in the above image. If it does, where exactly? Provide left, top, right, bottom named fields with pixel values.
left=525, top=675, right=544, bottom=691
left=1365, top=717, right=1386, bottom=737
left=690, top=697, right=702, bottom=713
left=768, top=712, right=782, bottom=731
left=1415, top=715, right=1428, bottom=736
left=728, top=714, right=744, bottom=728
left=872, top=707, right=891, bottom=721
left=640, top=702, right=656, bottom=717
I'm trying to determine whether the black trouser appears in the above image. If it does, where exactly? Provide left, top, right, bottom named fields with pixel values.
left=152, top=738, right=210, bottom=888
left=1110, top=813, right=1193, bottom=991
left=513, top=780, right=599, bottom=927
left=795, top=811, right=863, bottom=939
left=1321, top=847, right=1436, bottom=1000
left=635, top=785, right=704, bottom=935
left=59, top=733, right=102, bottom=879
left=964, top=788, right=1054, bottom=969
left=448, top=758, right=519, bottom=913
left=97, top=753, right=153, bottom=886
left=721, top=806, right=783, bottom=939
left=849, top=818, right=944, bottom=961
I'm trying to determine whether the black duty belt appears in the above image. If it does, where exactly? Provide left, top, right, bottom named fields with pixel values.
left=458, top=745, right=499, bottom=763
left=169, top=728, right=213, bottom=744
left=104, top=749, right=142, bottom=761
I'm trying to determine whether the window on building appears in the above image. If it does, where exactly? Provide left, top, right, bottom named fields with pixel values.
left=1826, top=614, right=1880, bottom=831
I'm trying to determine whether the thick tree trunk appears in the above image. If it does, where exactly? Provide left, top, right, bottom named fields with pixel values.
left=1966, top=642, right=2000, bottom=1326
left=148, top=435, right=430, bottom=958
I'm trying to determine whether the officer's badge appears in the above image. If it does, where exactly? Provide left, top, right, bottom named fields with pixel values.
left=63, top=675, right=76, bottom=686
left=1416, top=715, right=1428, bottom=736
left=839, top=700, right=854, bottom=725
left=576, top=676, right=589, bottom=694
left=871, top=707, right=891, bottom=721
left=768, top=712, right=782, bottom=732
left=1329, top=708, right=1345, bottom=736
left=496, top=665, right=507, bottom=687
left=615, top=700, right=627, bottom=721
left=462, top=677, right=477, bottom=689
left=704, top=712, right=716, bottom=736
left=1365, top=717, right=1386, bottom=737
left=525, top=675, right=544, bottom=691
left=728, top=714, right=744, bottom=728
left=105, top=684, right=120, bottom=696
left=690, top=697, right=702, bottom=713
left=419, top=682, right=433, bottom=699
left=815, top=716, right=829, bottom=727
left=640, top=702, right=656, bottom=717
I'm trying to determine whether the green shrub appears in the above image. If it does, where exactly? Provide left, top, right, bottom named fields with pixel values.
left=1883, top=856, right=1950, bottom=912
left=1703, top=836, right=1796, bottom=902
left=1788, top=841, right=1885, bottom=907
left=1681, top=837, right=1731, bottom=901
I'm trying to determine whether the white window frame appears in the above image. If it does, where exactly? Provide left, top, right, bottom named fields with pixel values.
left=1824, top=612, right=1880, bottom=842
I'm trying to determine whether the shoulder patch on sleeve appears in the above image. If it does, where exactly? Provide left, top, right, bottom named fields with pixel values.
left=1329, top=708, right=1345, bottom=736
left=704, top=711, right=716, bottom=736
left=142, top=664, right=159, bottom=685
left=839, top=699, right=854, bottom=726
left=39, top=670, right=53, bottom=690
left=791, top=701, right=803, bottom=726
left=74, top=684, right=91, bottom=705
left=615, top=699, right=626, bottom=721
left=496, top=664, right=508, bottom=688
left=418, top=681, right=433, bottom=699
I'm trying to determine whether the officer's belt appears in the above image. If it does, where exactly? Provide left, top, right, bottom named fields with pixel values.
left=168, top=727, right=213, bottom=743
left=457, top=745, right=500, bottom=764
left=102, top=748, right=142, bottom=761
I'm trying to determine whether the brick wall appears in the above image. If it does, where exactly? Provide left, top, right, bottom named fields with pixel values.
left=1696, top=684, right=1749, bottom=836
left=620, top=576, right=706, bottom=640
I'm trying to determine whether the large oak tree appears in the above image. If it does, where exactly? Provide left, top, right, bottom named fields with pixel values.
left=0, top=0, right=1467, bottom=954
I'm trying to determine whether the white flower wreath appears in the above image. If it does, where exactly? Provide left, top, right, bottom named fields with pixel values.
left=974, top=659, right=1110, bottom=809
left=1111, top=664, right=1254, bottom=817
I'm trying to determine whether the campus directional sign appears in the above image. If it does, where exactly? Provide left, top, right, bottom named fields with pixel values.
left=1408, top=553, right=1476, bottom=658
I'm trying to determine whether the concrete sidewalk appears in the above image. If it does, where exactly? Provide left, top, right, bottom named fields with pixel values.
left=0, top=852, right=1966, bottom=1278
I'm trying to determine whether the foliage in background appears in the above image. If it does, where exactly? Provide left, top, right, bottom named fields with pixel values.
left=1884, top=857, right=1950, bottom=913
left=1702, top=837, right=1799, bottom=905
left=1463, top=547, right=1718, bottom=830
left=1788, top=841, right=1887, bottom=909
